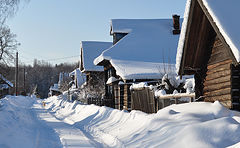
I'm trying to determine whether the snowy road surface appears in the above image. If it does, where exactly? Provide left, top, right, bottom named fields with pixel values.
left=0, top=95, right=240, bottom=148
left=34, top=103, right=102, bottom=148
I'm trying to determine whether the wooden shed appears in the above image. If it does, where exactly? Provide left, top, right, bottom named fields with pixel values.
left=176, top=0, right=240, bottom=110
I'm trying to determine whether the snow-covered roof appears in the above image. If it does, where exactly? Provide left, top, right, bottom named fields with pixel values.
left=80, top=41, right=112, bottom=72
left=110, top=59, right=176, bottom=80
left=94, top=19, right=182, bottom=66
left=0, top=74, right=13, bottom=87
left=70, top=68, right=86, bottom=87
left=176, top=0, right=240, bottom=72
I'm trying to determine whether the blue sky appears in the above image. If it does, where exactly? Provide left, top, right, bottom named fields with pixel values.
left=7, top=0, right=186, bottom=65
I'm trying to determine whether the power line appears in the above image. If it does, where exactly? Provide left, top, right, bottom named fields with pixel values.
left=21, top=55, right=80, bottom=64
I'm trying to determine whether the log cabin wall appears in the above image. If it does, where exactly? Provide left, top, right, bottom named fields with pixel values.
left=203, top=37, right=232, bottom=108
left=231, top=65, right=240, bottom=110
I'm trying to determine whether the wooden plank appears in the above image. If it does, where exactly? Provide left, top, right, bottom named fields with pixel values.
left=204, top=87, right=230, bottom=97
left=203, top=81, right=230, bottom=92
left=207, top=59, right=232, bottom=70
left=205, top=70, right=230, bottom=81
left=203, top=75, right=230, bottom=86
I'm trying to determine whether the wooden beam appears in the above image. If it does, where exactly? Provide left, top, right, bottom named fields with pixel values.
left=179, top=0, right=196, bottom=75
left=157, top=93, right=195, bottom=100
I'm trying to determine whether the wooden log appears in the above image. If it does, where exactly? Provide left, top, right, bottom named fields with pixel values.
left=157, top=93, right=195, bottom=100
left=203, top=81, right=230, bottom=92
left=205, top=70, right=230, bottom=81
left=207, top=59, right=232, bottom=70
left=206, top=64, right=231, bottom=75
left=204, top=87, right=230, bottom=97
left=208, top=52, right=231, bottom=66
left=203, top=75, right=230, bottom=86
left=204, top=94, right=231, bottom=102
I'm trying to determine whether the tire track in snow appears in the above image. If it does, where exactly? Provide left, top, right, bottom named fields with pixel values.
left=33, top=102, right=104, bottom=148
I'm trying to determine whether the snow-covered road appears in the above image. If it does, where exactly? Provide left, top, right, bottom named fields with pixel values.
left=33, top=102, right=103, bottom=148
left=1, top=95, right=240, bottom=148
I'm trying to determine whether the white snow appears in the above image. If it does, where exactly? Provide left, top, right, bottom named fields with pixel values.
left=106, top=76, right=118, bottom=84
left=80, top=41, right=112, bottom=72
left=1, top=95, right=240, bottom=148
left=184, top=77, right=195, bottom=94
left=130, top=82, right=148, bottom=90
left=110, top=59, right=176, bottom=80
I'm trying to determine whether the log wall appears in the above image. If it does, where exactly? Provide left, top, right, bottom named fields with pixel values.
left=203, top=37, right=232, bottom=108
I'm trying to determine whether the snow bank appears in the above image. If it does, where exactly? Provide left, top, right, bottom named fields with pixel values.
left=43, top=96, right=240, bottom=148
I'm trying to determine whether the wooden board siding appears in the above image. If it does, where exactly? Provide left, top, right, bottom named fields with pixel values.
left=203, top=37, right=232, bottom=108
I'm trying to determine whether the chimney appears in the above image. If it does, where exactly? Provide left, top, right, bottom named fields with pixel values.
left=172, top=14, right=180, bottom=35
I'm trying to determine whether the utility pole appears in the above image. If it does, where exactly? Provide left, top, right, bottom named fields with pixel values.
left=23, top=66, right=26, bottom=94
left=15, top=52, right=18, bottom=96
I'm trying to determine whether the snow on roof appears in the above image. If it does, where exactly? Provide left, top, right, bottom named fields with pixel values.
left=176, top=0, right=240, bottom=73
left=0, top=74, right=13, bottom=87
left=110, top=59, right=176, bottom=80
left=176, top=0, right=191, bottom=73
left=106, top=76, right=118, bottom=85
left=94, top=19, right=182, bottom=66
left=81, top=41, right=112, bottom=72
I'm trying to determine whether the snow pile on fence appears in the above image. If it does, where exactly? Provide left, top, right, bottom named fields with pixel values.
left=44, top=95, right=240, bottom=148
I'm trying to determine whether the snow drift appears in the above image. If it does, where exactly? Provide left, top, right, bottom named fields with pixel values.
left=44, top=95, right=240, bottom=148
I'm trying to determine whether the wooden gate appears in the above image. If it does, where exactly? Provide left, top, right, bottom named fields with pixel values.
left=131, top=88, right=156, bottom=113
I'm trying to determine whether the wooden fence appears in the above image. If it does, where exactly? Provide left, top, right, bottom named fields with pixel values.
left=131, top=87, right=195, bottom=113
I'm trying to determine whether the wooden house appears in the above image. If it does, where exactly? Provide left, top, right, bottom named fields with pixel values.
left=176, top=0, right=240, bottom=110
left=49, top=84, right=61, bottom=96
left=94, top=18, right=181, bottom=110
left=0, top=74, right=13, bottom=98
left=79, top=41, right=112, bottom=102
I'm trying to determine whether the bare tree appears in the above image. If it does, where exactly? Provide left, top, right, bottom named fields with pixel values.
left=0, top=0, right=20, bottom=23
left=0, top=24, right=19, bottom=65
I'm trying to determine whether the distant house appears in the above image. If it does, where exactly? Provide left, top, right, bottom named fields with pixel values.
left=0, top=74, right=13, bottom=98
left=49, top=84, right=61, bottom=96
left=69, top=68, right=86, bottom=89
left=79, top=41, right=112, bottom=102
left=94, top=18, right=182, bottom=110
left=176, top=0, right=240, bottom=110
